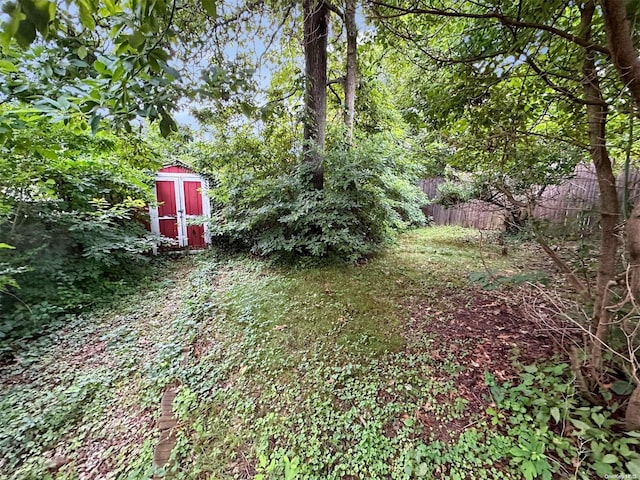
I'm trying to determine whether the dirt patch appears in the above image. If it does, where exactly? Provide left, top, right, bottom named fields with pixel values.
left=400, top=288, right=561, bottom=442
left=406, top=289, right=558, bottom=370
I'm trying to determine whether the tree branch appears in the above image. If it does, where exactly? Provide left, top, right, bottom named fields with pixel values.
left=325, top=0, right=345, bottom=19
left=368, top=0, right=610, bottom=55
left=524, top=55, right=607, bottom=106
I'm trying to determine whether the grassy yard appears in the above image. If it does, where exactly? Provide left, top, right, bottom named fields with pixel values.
left=1, top=226, right=637, bottom=479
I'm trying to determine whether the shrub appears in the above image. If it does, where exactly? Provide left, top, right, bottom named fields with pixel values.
left=486, top=364, right=640, bottom=479
left=209, top=137, right=428, bottom=262
left=0, top=198, right=157, bottom=341
left=0, top=121, right=161, bottom=341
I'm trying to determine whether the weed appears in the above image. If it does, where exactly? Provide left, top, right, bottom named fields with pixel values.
left=486, top=364, right=640, bottom=479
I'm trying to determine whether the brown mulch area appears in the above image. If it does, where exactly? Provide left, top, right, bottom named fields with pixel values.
left=406, top=287, right=558, bottom=368
left=401, top=287, right=562, bottom=442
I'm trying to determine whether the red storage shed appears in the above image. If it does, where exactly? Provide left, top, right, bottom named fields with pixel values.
left=148, top=163, right=211, bottom=250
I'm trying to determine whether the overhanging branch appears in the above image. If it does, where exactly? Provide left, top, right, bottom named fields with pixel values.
left=367, top=0, right=610, bottom=55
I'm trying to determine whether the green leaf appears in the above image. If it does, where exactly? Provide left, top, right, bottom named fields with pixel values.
left=612, top=380, right=634, bottom=395
left=15, top=18, right=36, bottom=47
left=0, top=243, right=15, bottom=249
left=90, top=114, right=101, bottom=135
left=149, top=47, right=169, bottom=62
left=627, top=458, right=640, bottom=476
left=148, top=55, right=160, bottom=73
left=201, top=0, right=217, bottom=17
left=159, top=61, right=180, bottom=79
left=550, top=406, right=560, bottom=423
left=101, top=0, right=118, bottom=14
left=39, top=147, right=58, bottom=160
left=509, top=446, right=528, bottom=457
left=159, top=114, right=176, bottom=137
left=19, top=0, right=55, bottom=36
left=240, top=102, right=254, bottom=116
left=77, top=45, right=88, bottom=60
left=570, top=419, right=590, bottom=432
left=77, top=0, right=96, bottom=29
left=521, top=459, right=536, bottom=480
left=1, top=4, right=25, bottom=48
left=93, top=60, right=107, bottom=74
left=601, top=454, right=618, bottom=464
left=416, top=463, right=428, bottom=477
left=593, top=461, right=614, bottom=477
left=128, top=30, right=145, bottom=49
left=591, top=412, right=605, bottom=427
left=0, top=59, right=18, bottom=72
left=523, top=365, right=538, bottom=374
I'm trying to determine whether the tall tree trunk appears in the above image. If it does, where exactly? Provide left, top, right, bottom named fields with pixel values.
left=303, top=0, right=329, bottom=190
left=600, top=0, right=640, bottom=108
left=599, top=0, right=640, bottom=430
left=344, top=0, right=357, bottom=143
left=627, top=201, right=640, bottom=430
left=580, top=2, right=620, bottom=383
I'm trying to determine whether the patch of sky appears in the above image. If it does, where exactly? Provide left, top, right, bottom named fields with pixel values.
left=491, top=52, right=528, bottom=78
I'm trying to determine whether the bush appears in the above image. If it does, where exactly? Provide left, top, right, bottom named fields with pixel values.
left=0, top=121, right=162, bottom=342
left=485, top=364, right=640, bottom=479
left=0, top=198, right=157, bottom=341
left=209, top=137, right=428, bottom=262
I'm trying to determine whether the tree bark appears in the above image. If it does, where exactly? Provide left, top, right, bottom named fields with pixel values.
left=597, top=0, right=640, bottom=433
left=344, top=0, right=357, bottom=143
left=625, top=199, right=640, bottom=430
left=600, top=0, right=640, bottom=109
left=628, top=200, right=640, bottom=305
left=303, top=0, right=329, bottom=190
left=580, top=1, right=620, bottom=384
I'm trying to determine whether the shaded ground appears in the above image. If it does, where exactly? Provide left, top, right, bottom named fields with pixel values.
left=402, top=290, right=559, bottom=445
left=1, top=227, right=567, bottom=479
left=0, top=259, right=196, bottom=479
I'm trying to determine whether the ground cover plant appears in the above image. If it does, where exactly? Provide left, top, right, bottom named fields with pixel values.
left=2, top=226, right=638, bottom=479
left=0, top=258, right=196, bottom=479
left=6, top=0, right=640, bottom=444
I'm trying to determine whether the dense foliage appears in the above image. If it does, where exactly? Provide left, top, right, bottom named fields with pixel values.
left=4, top=0, right=640, bottom=478
left=207, top=135, right=427, bottom=262
left=0, top=119, right=161, bottom=341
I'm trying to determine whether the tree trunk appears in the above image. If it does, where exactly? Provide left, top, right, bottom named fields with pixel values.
left=303, top=0, right=329, bottom=190
left=626, top=386, right=640, bottom=431
left=600, top=0, right=640, bottom=109
left=580, top=2, right=620, bottom=384
left=628, top=200, right=640, bottom=305
left=598, top=0, right=640, bottom=432
left=344, top=0, right=357, bottom=144
left=625, top=199, right=640, bottom=430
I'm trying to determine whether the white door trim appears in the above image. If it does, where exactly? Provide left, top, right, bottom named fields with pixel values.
left=149, top=174, right=211, bottom=249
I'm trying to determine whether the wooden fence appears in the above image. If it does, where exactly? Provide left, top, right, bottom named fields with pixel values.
left=420, top=163, right=640, bottom=231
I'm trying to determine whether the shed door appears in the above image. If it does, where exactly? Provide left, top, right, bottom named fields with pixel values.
left=156, top=180, right=180, bottom=243
left=152, top=177, right=208, bottom=249
left=183, top=181, right=206, bottom=249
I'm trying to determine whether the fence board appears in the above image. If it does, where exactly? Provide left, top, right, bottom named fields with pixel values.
left=421, top=163, right=640, bottom=231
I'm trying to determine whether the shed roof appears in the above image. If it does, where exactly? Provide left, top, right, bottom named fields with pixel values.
left=158, top=159, right=197, bottom=174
